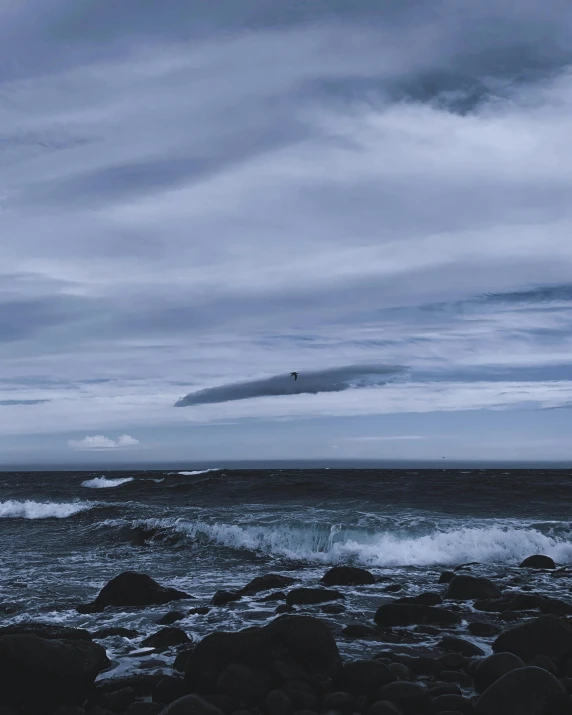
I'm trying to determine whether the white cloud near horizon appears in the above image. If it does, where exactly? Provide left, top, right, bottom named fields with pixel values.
left=68, top=434, right=139, bottom=450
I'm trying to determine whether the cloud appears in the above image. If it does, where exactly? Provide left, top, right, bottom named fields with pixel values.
left=344, top=435, right=426, bottom=441
left=175, top=363, right=406, bottom=406
left=0, top=399, right=50, bottom=405
left=68, top=434, right=139, bottom=449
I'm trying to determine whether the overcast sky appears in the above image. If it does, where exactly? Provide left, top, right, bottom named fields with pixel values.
left=1, top=0, right=572, bottom=465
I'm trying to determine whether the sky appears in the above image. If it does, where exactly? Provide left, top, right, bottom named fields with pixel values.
left=1, top=0, right=572, bottom=465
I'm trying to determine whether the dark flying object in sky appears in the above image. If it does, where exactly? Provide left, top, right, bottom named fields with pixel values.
left=290, top=372, right=298, bottom=381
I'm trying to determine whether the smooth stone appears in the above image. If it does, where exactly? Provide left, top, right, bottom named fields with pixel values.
left=474, top=653, right=526, bottom=693
left=0, top=623, right=92, bottom=641
left=266, top=689, right=294, bottom=715
left=286, top=588, right=344, bottom=606
left=374, top=604, right=461, bottom=627
left=339, top=660, right=395, bottom=696
left=217, top=663, right=270, bottom=708
left=322, top=692, right=355, bottom=714
left=189, top=607, right=210, bottom=615
left=432, top=694, right=475, bottom=714
left=160, top=695, right=226, bottom=715
left=438, top=636, right=485, bottom=657
left=467, top=622, right=501, bottom=637
left=157, top=611, right=186, bottom=626
left=476, top=666, right=565, bottom=715
left=240, top=575, right=295, bottom=596
left=396, top=592, right=442, bottom=606
left=321, top=567, right=376, bottom=587
left=493, top=614, right=572, bottom=661
left=519, top=555, right=557, bottom=569
left=445, top=575, right=502, bottom=601
left=439, top=571, right=455, bottom=584
left=211, top=591, right=241, bottom=607
left=141, top=628, right=191, bottom=650
left=153, top=676, right=186, bottom=704
left=376, top=682, right=430, bottom=715
left=366, top=703, right=401, bottom=715
left=93, top=627, right=139, bottom=639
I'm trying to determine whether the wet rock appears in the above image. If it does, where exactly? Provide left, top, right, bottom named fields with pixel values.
left=445, top=575, right=502, bottom=601
left=414, top=624, right=441, bottom=635
left=381, top=584, right=402, bottom=593
left=438, top=636, right=485, bottom=657
left=93, top=627, right=139, bottom=639
left=519, top=555, right=557, bottom=569
left=157, top=611, right=186, bottom=626
left=94, top=687, right=136, bottom=713
left=211, top=591, right=241, bottom=607
left=432, top=694, right=475, bottom=714
left=366, top=703, right=401, bottom=715
left=439, top=671, right=473, bottom=687
left=217, top=663, right=270, bottom=707
left=387, top=663, right=414, bottom=681
left=185, top=616, right=342, bottom=694
left=257, top=591, right=286, bottom=603
left=141, top=628, right=191, bottom=650
left=438, top=653, right=468, bottom=670
left=77, top=572, right=192, bottom=613
left=474, top=653, right=527, bottom=693
left=280, top=682, right=318, bottom=712
left=202, top=695, right=234, bottom=714
left=428, top=684, right=462, bottom=697
left=321, top=604, right=346, bottom=614
left=189, top=607, right=211, bottom=616
left=240, top=574, right=296, bottom=596
left=286, top=588, right=344, bottom=606
left=342, top=624, right=383, bottom=639
left=160, top=695, right=226, bottom=715
left=53, top=707, right=86, bottom=715
left=153, top=676, right=187, bottom=704
left=266, top=689, right=294, bottom=715
left=528, top=654, right=557, bottom=675
left=124, top=704, right=163, bottom=715
left=0, top=623, right=92, bottom=641
left=395, top=592, right=442, bottom=606
left=321, top=567, right=376, bottom=587
left=376, top=682, right=430, bottom=714
left=476, top=666, right=565, bottom=715
left=475, top=593, right=572, bottom=616
left=322, top=692, right=355, bottom=714
left=439, top=571, right=456, bottom=584
left=467, top=622, right=501, bottom=637
left=276, top=604, right=296, bottom=614
left=374, top=604, right=462, bottom=628
left=339, top=660, right=395, bottom=697
left=0, top=634, right=109, bottom=709
left=493, top=614, right=572, bottom=661
left=388, top=655, right=443, bottom=677
left=173, top=646, right=195, bottom=672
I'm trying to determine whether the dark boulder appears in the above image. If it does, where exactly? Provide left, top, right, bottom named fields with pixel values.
left=217, top=664, right=270, bottom=707
left=366, top=703, right=401, bottom=715
left=0, top=623, right=92, bottom=641
left=474, top=592, right=572, bottom=615
left=174, top=646, right=195, bottom=673
left=439, top=571, right=455, bottom=584
left=338, top=660, right=395, bottom=697
left=438, top=636, right=485, bottom=657
left=184, top=616, right=341, bottom=694
left=467, top=622, right=501, bottom=637
left=125, top=704, right=163, bottom=715
left=342, top=624, right=383, bottom=640
left=160, top=695, right=226, bottom=715
left=266, top=689, right=294, bottom=715
left=157, top=611, right=186, bottom=626
left=445, top=575, right=502, bottom=600
left=257, top=592, right=286, bottom=603
left=276, top=604, right=295, bottom=614
left=321, top=567, right=376, bottom=587
left=431, top=694, right=475, bottom=714
left=0, top=634, right=109, bottom=708
left=321, top=603, right=345, bottom=614
left=77, top=572, right=192, bottom=613
left=141, top=628, right=191, bottom=650
left=211, top=591, right=241, bottom=607
left=93, top=686, right=136, bottom=713
left=240, top=575, right=296, bottom=596
left=322, top=692, right=355, bottom=714
left=476, top=666, right=565, bottom=715
left=519, top=555, right=557, bottom=569
left=201, top=695, right=234, bottom=714
left=189, top=607, right=211, bottom=616
left=395, top=592, right=442, bottom=606
left=153, top=676, right=187, bottom=704
left=492, top=614, right=572, bottom=661
left=374, top=604, right=461, bottom=628
left=286, top=588, right=344, bottom=606
left=376, top=682, right=430, bottom=715
left=93, top=627, right=139, bottom=639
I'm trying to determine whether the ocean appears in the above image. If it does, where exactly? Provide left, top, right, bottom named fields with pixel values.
left=1, top=468, right=572, bottom=680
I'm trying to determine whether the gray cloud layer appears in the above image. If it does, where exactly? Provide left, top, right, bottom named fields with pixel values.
left=176, top=364, right=406, bottom=406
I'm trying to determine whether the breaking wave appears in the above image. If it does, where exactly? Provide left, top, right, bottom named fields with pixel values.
left=162, top=519, right=572, bottom=566
left=82, top=477, right=134, bottom=489
left=175, top=469, right=220, bottom=476
left=0, top=500, right=93, bottom=519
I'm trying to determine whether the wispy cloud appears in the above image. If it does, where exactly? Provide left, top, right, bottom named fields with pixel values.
left=68, top=434, right=139, bottom=450
left=175, top=364, right=406, bottom=406
left=344, top=435, right=426, bottom=442
left=0, top=399, right=50, bottom=406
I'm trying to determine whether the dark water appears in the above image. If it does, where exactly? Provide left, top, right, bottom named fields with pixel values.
left=1, top=468, right=572, bottom=679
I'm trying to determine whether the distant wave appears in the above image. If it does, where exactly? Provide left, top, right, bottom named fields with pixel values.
left=0, top=500, right=93, bottom=519
left=82, top=477, right=134, bottom=489
left=168, top=519, right=572, bottom=566
left=175, top=469, right=220, bottom=476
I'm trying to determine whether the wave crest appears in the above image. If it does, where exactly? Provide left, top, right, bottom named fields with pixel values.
left=82, top=477, right=134, bottom=489
left=174, top=469, right=220, bottom=476
left=0, top=500, right=93, bottom=519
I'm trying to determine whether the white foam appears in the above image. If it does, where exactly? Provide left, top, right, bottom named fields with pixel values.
left=175, top=469, right=220, bottom=476
left=173, top=519, right=572, bottom=566
left=82, top=477, right=134, bottom=489
left=0, top=500, right=93, bottom=519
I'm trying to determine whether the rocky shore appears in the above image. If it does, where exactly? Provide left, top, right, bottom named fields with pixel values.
left=2, top=557, right=572, bottom=715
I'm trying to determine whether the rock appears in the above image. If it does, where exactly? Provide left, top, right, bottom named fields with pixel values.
left=474, top=592, right=572, bottom=615
left=257, top=592, right=286, bottom=602
left=157, top=611, right=186, bottom=626
left=173, top=646, right=195, bottom=672
left=395, top=592, right=442, bottom=606
left=77, top=572, right=192, bottom=612
left=125, top=704, right=163, bottom=715
left=381, top=584, right=402, bottom=593
left=519, top=555, right=557, bottom=569
left=321, top=567, right=376, bottom=587
left=493, top=614, right=572, bottom=661
left=201, top=695, right=234, bottom=714
left=160, top=695, right=226, bottom=715
left=439, top=571, right=455, bottom=584
left=184, top=616, right=342, bottom=694
left=240, top=575, right=296, bottom=596
left=93, top=627, right=139, bottom=639
left=0, top=634, right=109, bottom=709
left=321, top=604, right=345, bottom=614
left=366, top=703, right=401, bottom=715
left=94, top=687, right=136, bottom=713
left=53, top=708, right=86, bottom=715
left=438, top=636, right=485, bottom=657
left=387, top=663, right=414, bottom=681
left=322, top=692, right=355, bottom=714
left=386, top=655, right=443, bottom=676
left=339, top=660, right=395, bottom=696
left=474, top=653, right=526, bottom=693
left=342, top=624, right=383, bottom=639
left=438, top=653, right=468, bottom=671
left=95, top=674, right=162, bottom=697
left=374, top=604, right=462, bottom=628
left=266, top=689, right=294, bottom=715
left=467, top=622, right=501, bottom=637
left=376, top=682, right=430, bottom=715
left=276, top=604, right=295, bottom=614
left=189, top=607, right=211, bottom=616
left=445, top=575, right=502, bottom=601
left=217, top=663, right=270, bottom=707
left=476, top=666, right=565, bottom=715
left=428, top=684, right=462, bottom=697
left=0, top=623, right=92, bottom=641
left=431, top=694, right=475, bottom=714
left=281, top=683, right=318, bottom=712
left=211, top=591, right=241, bottom=607
left=153, top=676, right=187, bottom=704
left=286, top=589, right=344, bottom=606
left=528, top=654, right=557, bottom=675
left=141, top=628, right=191, bottom=650
left=439, top=671, right=473, bottom=687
